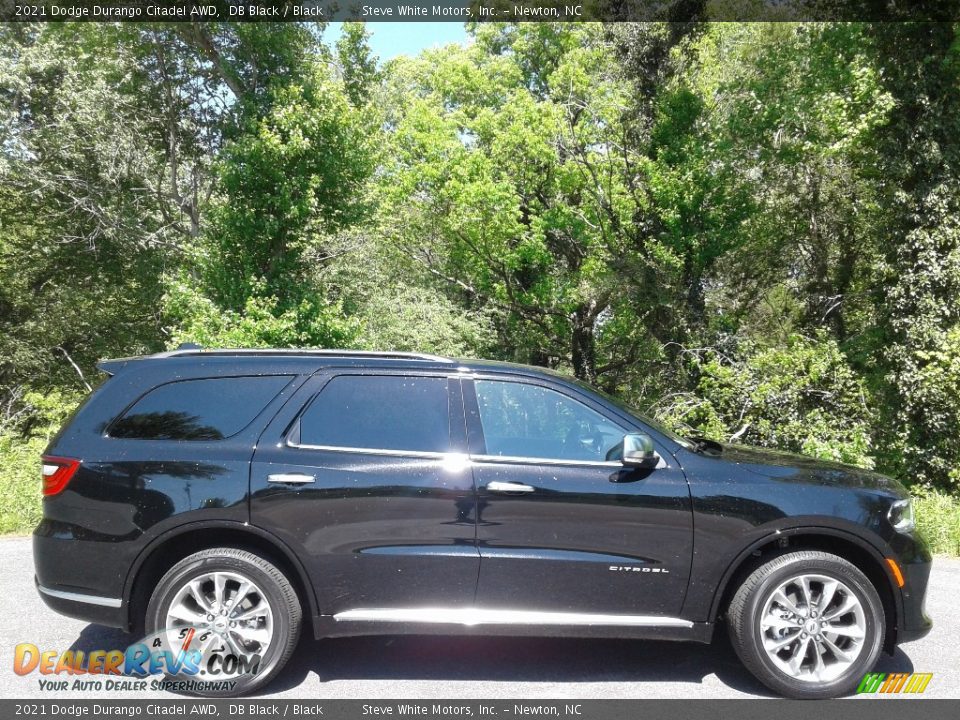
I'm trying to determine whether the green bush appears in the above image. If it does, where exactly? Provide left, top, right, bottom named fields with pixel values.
left=356, top=284, right=495, bottom=358
left=164, top=279, right=360, bottom=350
left=879, top=323, right=960, bottom=491
left=0, top=390, right=81, bottom=534
left=0, top=433, right=45, bottom=534
left=913, top=487, right=960, bottom=556
left=654, top=334, right=875, bottom=468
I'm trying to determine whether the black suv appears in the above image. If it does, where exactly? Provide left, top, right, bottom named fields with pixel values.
left=35, top=349, right=931, bottom=698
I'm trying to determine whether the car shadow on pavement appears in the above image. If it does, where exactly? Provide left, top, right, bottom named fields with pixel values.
left=68, top=624, right=137, bottom=655
left=262, top=631, right=918, bottom=697
left=65, top=624, right=915, bottom=698
left=254, top=630, right=896, bottom=697
left=259, top=633, right=774, bottom=695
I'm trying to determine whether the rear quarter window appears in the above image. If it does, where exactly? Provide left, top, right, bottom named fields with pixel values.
left=108, top=376, right=291, bottom=441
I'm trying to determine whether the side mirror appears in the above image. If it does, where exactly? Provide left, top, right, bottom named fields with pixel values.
left=620, top=433, right=660, bottom=470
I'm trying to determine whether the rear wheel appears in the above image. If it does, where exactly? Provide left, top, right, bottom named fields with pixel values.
left=145, top=547, right=301, bottom=696
left=727, top=550, right=885, bottom=698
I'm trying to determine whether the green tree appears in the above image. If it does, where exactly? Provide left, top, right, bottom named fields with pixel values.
left=0, top=24, right=172, bottom=399
left=383, top=24, right=697, bottom=383
left=866, top=23, right=960, bottom=488
left=654, top=334, right=875, bottom=468
left=166, top=26, right=378, bottom=350
left=336, top=22, right=381, bottom=107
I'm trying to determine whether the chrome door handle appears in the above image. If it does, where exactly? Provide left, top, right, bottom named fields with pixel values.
left=267, top=473, right=315, bottom=485
left=486, top=481, right=535, bottom=494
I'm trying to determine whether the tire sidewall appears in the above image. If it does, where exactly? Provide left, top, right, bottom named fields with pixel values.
left=145, top=553, right=295, bottom=696
left=741, top=555, right=885, bottom=698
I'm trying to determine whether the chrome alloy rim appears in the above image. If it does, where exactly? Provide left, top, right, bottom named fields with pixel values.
left=165, top=571, right=274, bottom=667
left=759, top=573, right=867, bottom=682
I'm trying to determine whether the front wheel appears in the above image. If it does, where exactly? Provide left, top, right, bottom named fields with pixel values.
left=727, top=550, right=885, bottom=698
left=145, top=547, right=302, bottom=696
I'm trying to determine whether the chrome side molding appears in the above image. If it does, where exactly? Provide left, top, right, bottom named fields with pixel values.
left=37, top=584, right=122, bottom=608
left=333, top=607, right=693, bottom=628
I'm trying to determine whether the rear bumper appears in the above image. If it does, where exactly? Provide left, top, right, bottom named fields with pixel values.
left=33, top=524, right=128, bottom=629
left=35, top=577, right=126, bottom=628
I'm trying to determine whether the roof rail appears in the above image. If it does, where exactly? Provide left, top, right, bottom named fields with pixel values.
left=152, top=348, right=455, bottom=363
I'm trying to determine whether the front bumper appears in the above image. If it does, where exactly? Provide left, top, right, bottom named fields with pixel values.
left=888, top=525, right=933, bottom=646
left=897, top=556, right=933, bottom=643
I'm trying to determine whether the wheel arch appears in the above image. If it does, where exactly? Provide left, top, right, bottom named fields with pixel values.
left=709, top=526, right=903, bottom=652
left=123, top=521, right=319, bottom=636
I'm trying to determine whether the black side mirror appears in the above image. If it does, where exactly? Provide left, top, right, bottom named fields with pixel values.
left=620, top=432, right=660, bottom=470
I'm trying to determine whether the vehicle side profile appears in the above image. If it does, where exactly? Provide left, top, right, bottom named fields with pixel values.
left=34, top=349, right=932, bottom=698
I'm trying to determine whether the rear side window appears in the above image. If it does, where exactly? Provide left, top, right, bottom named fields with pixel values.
left=297, top=375, right=450, bottom=453
left=110, top=376, right=291, bottom=441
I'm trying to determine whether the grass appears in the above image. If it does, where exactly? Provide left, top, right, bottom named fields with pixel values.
left=0, top=433, right=45, bottom=534
left=913, top=487, right=960, bottom=557
left=2, top=432, right=960, bottom=554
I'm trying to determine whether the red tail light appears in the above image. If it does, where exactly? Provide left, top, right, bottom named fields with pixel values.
left=41, top=456, right=80, bottom=497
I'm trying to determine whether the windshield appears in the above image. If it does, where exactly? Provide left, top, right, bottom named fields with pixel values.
left=567, top=378, right=697, bottom=450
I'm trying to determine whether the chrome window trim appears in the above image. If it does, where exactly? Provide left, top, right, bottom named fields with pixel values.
left=471, top=453, right=622, bottom=469
left=333, top=607, right=693, bottom=628
left=286, top=442, right=625, bottom=469
left=286, top=440, right=451, bottom=461
left=38, top=584, right=122, bottom=608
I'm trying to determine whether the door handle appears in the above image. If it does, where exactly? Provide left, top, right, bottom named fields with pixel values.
left=486, top=481, right=535, bottom=494
left=267, top=473, right=315, bottom=485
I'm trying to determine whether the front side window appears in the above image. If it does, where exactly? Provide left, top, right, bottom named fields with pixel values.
left=474, top=380, right=627, bottom=462
left=297, top=375, right=450, bottom=453
left=110, top=376, right=291, bottom=441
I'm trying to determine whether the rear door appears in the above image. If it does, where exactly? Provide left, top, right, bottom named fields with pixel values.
left=249, top=370, right=478, bottom=615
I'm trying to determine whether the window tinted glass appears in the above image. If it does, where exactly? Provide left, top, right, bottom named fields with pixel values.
left=299, top=376, right=450, bottom=453
left=110, top=376, right=290, bottom=441
left=475, top=380, right=626, bottom=462
left=567, top=377, right=695, bottom=449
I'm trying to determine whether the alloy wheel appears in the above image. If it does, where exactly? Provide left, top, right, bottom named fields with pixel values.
left=164, top=570, right=275, bottom=667
left=758, top=572, right=867, bottom=682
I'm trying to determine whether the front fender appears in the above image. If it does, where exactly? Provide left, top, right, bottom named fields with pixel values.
left=694, top=522, right=903, bottom=625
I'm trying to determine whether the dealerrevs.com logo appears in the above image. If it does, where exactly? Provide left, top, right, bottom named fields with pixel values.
left=856, top=672, right=934, bottom=694
left=13, top=626, right=261, bottom=694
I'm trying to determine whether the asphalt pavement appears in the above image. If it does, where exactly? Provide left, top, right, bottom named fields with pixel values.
left=0, top=536, right=956, bottom=699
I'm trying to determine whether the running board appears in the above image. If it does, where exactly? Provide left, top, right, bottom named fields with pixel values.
left=333, top=607, right=693, bottom=628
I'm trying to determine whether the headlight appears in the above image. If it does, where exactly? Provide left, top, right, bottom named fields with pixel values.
left=888, top=497, right=915, bottom=532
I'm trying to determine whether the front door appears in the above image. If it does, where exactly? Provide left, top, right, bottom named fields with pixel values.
left=250, top=371, right=479, bottom=616
left=465, top=376, right=693, bottom=617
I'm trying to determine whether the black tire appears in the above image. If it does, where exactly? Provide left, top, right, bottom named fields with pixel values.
left=727, top=550, right=885, bottom=699
left=145, top=547, right=301, bottom=697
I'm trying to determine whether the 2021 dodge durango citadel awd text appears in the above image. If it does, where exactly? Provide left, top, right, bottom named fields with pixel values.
left=34, top=348, right=932, bottom=698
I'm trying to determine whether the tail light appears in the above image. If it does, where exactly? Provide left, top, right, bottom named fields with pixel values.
left=41, top=456, right=80, bottom=497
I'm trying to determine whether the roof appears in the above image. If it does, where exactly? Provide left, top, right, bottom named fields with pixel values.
left=96, top=348, right=450, bottom=376
left=96, top=347, right=574, bottom=383
left=152, top=348, right=454, bottom=363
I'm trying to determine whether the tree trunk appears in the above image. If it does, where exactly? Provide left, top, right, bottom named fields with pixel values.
left=682, top=253, right=706, bottom=333
left=571, top=304, right=598, bottom=384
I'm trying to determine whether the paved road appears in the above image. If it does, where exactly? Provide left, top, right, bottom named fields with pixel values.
left=0, top=536, right=956, bottom=699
